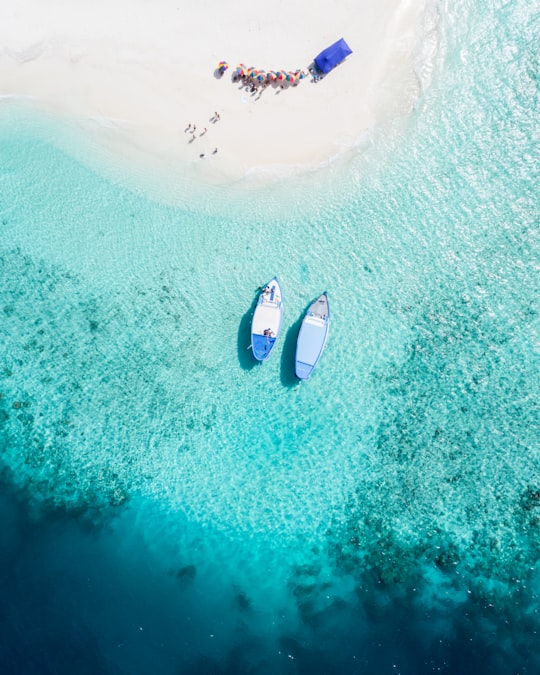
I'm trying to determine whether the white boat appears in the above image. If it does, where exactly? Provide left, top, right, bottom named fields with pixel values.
left=295, top=292, right=330, bottom=380
left=250, top=277, right=283, bottom=361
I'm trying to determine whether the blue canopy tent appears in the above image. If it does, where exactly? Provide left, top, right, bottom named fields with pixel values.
left=314, top=38, right=352, bottom=75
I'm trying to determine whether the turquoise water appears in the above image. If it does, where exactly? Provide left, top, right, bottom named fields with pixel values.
left=1, top=1, right=539, bottom=672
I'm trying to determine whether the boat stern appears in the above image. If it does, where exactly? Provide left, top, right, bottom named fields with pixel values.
left=252, top=333, right=276, bottom=361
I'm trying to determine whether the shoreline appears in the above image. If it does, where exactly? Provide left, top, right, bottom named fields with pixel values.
left=0, top=0, right=436, bottom=190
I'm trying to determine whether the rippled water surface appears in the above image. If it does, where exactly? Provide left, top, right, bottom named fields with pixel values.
left=0, top=1, right=539, bottom=673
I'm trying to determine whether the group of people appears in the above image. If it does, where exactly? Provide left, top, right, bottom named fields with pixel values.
left=184, top=113, right=221, bottom=158
left=232, top=64, right=307, bottom=93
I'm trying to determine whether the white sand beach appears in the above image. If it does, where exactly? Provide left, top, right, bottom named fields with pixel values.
left=0, top=0, right=433, bottom=185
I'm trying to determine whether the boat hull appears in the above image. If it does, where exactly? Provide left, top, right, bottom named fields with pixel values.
left=250, top=278, right=283, bottom=361
left=295, top=292, right=330, bottom=379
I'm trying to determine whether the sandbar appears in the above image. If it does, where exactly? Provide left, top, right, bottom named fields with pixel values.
left=0, top=0, right=435, bottom=187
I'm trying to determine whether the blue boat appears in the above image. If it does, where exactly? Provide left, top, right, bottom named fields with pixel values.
left=251, top=277, right=283, bottom=361
left=295, top=292, right=330, bottom=380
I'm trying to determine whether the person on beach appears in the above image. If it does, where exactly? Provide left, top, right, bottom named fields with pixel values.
left=212, top=148, right=218, bottom=154
left=185, top=124, right=192, bottom=132
left=200, top=128, right=207, bottom=136
left=214, top=112, right=220, bottom=121
left=200, top=153, right=205, bottom=158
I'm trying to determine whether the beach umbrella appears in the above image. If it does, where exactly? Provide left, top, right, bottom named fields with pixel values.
left=286, top=72, right=294, bottom=82
left=257, top=73, right=265, bottom=82
left=218, top=61, right=229, bottom=72
left=266, top=72, right=273, bottom=81
left=298, top=71, right=306, bottom=79
left=277, top=71, right=286, bottom=80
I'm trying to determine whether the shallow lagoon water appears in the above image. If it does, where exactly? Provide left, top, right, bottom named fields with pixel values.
left=0, top=1, right=539, bottom=673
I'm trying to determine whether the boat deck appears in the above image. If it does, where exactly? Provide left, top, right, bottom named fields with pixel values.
left=309, top=294, right=328, bottom=320
left=252, top=303, right=281, bottom=335
left=252, top=283, right=282, bottom=336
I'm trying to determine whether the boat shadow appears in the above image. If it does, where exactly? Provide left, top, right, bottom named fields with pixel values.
left=279, top=312, right=304, bottom=388
left=237, top=291, right=261, bottom=371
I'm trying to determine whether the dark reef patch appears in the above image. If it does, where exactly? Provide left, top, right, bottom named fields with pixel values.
left=176, top=564, right=197, bottom=584
left=0, top=248, right=208, bottom=514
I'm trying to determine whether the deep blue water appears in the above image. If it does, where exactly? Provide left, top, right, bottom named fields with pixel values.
left=1, top=1, right=539, bottom=673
